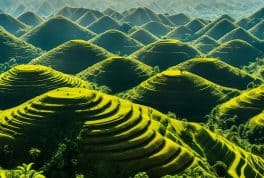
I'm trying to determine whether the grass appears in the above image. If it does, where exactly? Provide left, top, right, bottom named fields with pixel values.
left=131, top=39, right=200, bottom=70
left=170, top=57, right=263, bottom=90
left=77, top=56, right=153, bottom=93
left=0, top=64, right=93, bottom=109
left=214, top=85, right=264, bottom=126
left=0, top=26, right=42, bottom=63
left=30, top=40, right=112, bottom=74
left=205, top=19, right=237, bottom=40
left=185, top=19, right=206, bottom=33
left=209, top=39, right=264, bottom=67
left=21, top=16, right=96, bottom=50
left=219, top=27, right=263, bottom=51
left=17, top=11, right=43, bottom=27
left=77, top=11, right=98, bottom=27
left=90, top=29, right=143, bottom=55
left=121, top=7, right=161, bottom=26
left=166, top=26, right=193, bottom=42
left=0, top=87, right=263, bottom=177
left=141, top=21, right=172, bottom=37
left=125, top=69, right=240, bottom=121
left=194, top=35, right=219, bottom=53
left=129, top=28, right=159, bottom=45
left=87, top=15, right=121, bottom=34
left=168, top=13, right=192, bottom=26
left=0, top=13, right=28, bottom=36
left=249, top=20, right=264, bottom=40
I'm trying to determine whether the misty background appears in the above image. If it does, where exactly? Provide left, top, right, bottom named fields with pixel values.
left=0, top=0, right=263, bottom=19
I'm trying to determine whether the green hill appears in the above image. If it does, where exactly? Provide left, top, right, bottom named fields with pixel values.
left=170, top=57, right=262, bottom=90
left=249, top=20, right=264, bottom=40
left=0, top=26, right=42, bottom=63
left=157, top=13, right=175, bottom=26
left=55, top=7, right=104, bottom=21
left=205, top=19, right=237, bottom=40
left=121, top=7, right=161, bottom=26
left=209, top=39, right=263, bottom=67
left=21, top=16, right=96, bottom=50
left=214, top=85, right=264, bottom=126
left=0, top=65, right=92, bottom=109
left=77, top=11, right=98, bottom=27
left=1, top=87, right=263, bottom=177
left=17, top=11, right=44, bottom=27
left=247, top=111, right=264, bottom=143
left=131, top=39, right=200, bottom=70
left=129, top=28, right=158, bottom=45
left=126, top=69, right=239, bottom=120
left=219, top=27, right=263, bottom=51
left=166, top=26, right=193, bottom=42
left=194, top=35, right=219, bottom=53
left=37, top=1, right=54, bottom=16
left=77, top=56, right=153, bottom=93
left=30, top=40, right=112, bottom=74
left=0, top=13, right=27, bottom=36
left=103, top=8, right=123, bottom=20
left=168, top=13, right=192, bottom=26
left=141, top=21, right=172, bottom=37
left=193, top=16, right=237, bottom=40
left=87, top=15, right=121, bottom=34
left=90, top=29, right=143, bottom=55
left=185, top=19, right=206, bottom=33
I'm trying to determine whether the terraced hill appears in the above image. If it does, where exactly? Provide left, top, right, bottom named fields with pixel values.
left=77, top=56, right=153, bottom=93
left=87, top=16, right=121, bottom=34
left=129, top=28, right=158, bottom=45
left=126, top=70, right=239, bottom=120
left=170, top=58, right=262, bottom=90
left=21, top=16, right=96, bottom=50
left=214, top=85, right=264, bottom=126
left=0, top=27, right=42, bottom=63
left=166, top=26, right=193, bottom=42
left=168, top=13, right=192, bottom=26
left=30, top=40, right=112, bottom=74
left=0, top=13, right=27, bottom=36
left=131, top=39, right=200, bottom=70
left=249, top=20, right=264, bottom=40
left=141, top=21, right=171, bottom=37
left=209, top=40, right=264, bottom=67
left=17, top=11, right=43, bottom=27
left=194, top=35, right=219, bottom=53
left=90, top=29, right=143, bottom=55
left=1, top=87, right=263, bottom=177
left=77, top=11, right=98, bottom=27
left=0, top=65, right=92, bottom=109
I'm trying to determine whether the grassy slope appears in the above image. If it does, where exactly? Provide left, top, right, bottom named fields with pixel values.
left=0, top=65, right=93, bottom=109
left=126, top=69, right=240, bottom=121
left=21, top=16, right=96, bottom=50
left=170, top=57, right=263, bottom=90
left=30, top=40, right=112, bottom=74
left=77, top=56, right=153, bottom=93
left=131, top=39, right=200, bottom=70
left=0, top=87, right=263, bottom=177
